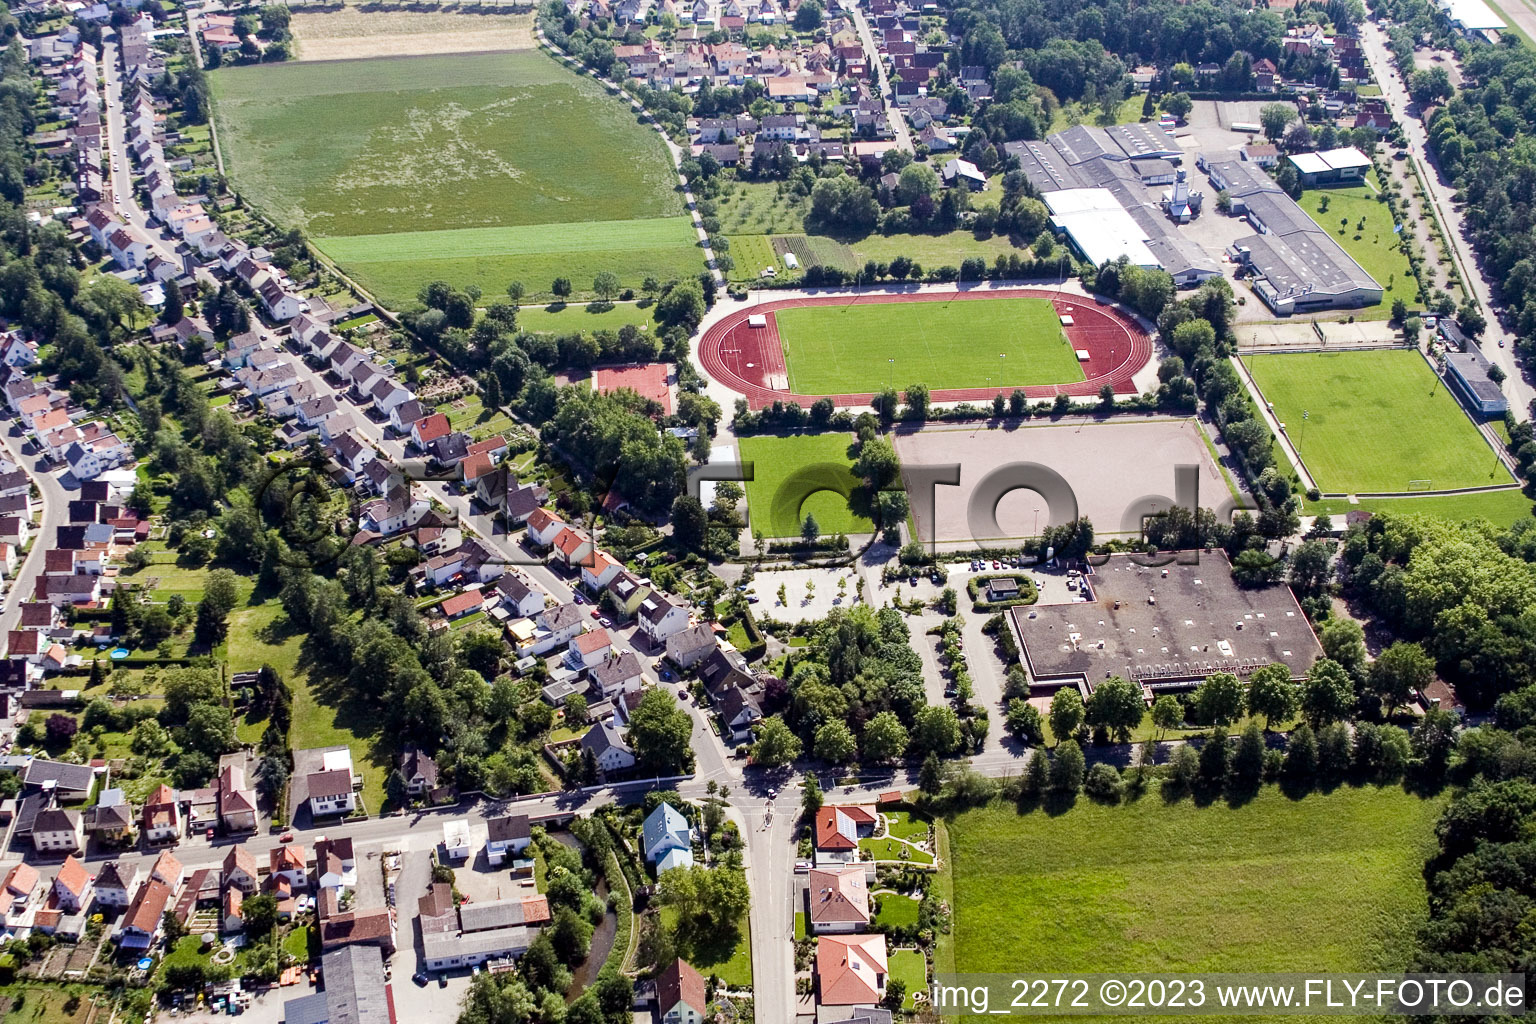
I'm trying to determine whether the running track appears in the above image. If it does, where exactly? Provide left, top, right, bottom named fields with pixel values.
left=698, top=289, right=1153, bottom=410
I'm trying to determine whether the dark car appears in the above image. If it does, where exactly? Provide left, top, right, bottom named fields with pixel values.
left=438, top=974, right=448, bottom=988
left=413, top=972, right=429, bottom=987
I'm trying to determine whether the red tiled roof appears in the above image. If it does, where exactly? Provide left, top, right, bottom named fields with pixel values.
left=413, top=413, right=451, bottom=444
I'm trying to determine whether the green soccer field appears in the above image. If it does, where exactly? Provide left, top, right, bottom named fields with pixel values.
left=773, top=297, right=1086, bottom=394
left=210, top=51, right=695, bottom=304
left=1244, top=349, right=1511, bottom=493
left=738, top=433, right=876, bottom=538
left=943, top=788, right=1442, bottom=1024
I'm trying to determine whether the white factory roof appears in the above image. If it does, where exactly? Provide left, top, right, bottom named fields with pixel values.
left=1288, top=147, right=1372, bottom=176
left=1438, top=0, right=1505, bottom=30
left=1043, top=188, right=1160, bottom=269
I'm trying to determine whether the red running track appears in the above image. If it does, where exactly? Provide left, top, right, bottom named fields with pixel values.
left=698, top=288, right=1153, bottom=411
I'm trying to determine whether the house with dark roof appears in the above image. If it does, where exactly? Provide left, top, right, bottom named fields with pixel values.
left=718, top=685, right=763, bottom=743
left=665, top=624, right=717, bottom=669
left=399, top=748, right=439, bottom=797
left=486, top=814, right=531, bottom=866
left=580, top=721, right=636, bottom=776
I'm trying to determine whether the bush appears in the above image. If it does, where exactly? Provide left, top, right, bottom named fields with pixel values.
left=1083, top=762, right=1123, bottom=802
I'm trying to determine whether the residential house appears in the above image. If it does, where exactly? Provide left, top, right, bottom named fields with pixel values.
left=816, top=933, right=888, bottom=1006
left=417, top=883, right=545, bottom=970
left=580, top=721, right=636, bottom=776
left=114, top=878, right=173, bottom=948
left=421, top=551, right=466, bottom=589
left=23, top=759, right=95, bottom=802
left=224, top=845, right=259, bottom=894
left=218, top=763, right=258, bottom=832
left=399, top=748, right=439, bottom=797
left=638, top=593, right=691, bottom=644
left=332, top=432, right=377, bottom=483
left=369, top=376, right=412, bottom=416
left=568, top=629, right=613, bottom=672
left=718, top=685, right=763, bottom=743
left=32, top=807, right=83, bottom=852
left=410, top=413, right=452, bottom=450
left=221, top=888, right=244, bottom=933
left=141, top=783, right=181, bottom=844
left=498, top=480, right=547, bottom=524
left=664, top=624, right=717, bottom=670
left=270, top=844, right=308, bottom=889
left=532, top=603, right=586, bottom=655
left=439, top=589, right=484, bottom=621
left=87, top=788, right=134, bottom=843
left=315, top=836, right=357, bottom=890
left=699, top=646, right=754, bottom=697
left=656, top=958, right=708, bottom=1024
left=606, top=571, right=650, bottom=619
left=807, top=865, right=870, bottom=933
left=580, top=551, right=623, bottom=592
left=814, top=805, right=876, bottom=865
left=93, top=860, right=140, bottom=908
left=358, top=484, right=431, bottom=536
left=589, top=650, right=644, bottom=698
left=389, top=398, right=427, bottom=434
left=485, top=814, right=531, bottom=866
left=148, top=850, right=183, bottom=892
left=642, top=802, right=693, bottom=872
left=495, top=574, right=546, bottom=619
left=525, top=508, right=566, bottom=548
left=52, top=854, right=92, bottom=913
left=941, top=158, right=987, bottom=190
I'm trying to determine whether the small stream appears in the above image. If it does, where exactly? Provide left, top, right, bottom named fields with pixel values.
left=554, top=832, right=618, bottom=999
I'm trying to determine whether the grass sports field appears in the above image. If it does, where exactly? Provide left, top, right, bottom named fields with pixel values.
left=314, top=219, right=700, bottom=310
left=1305, top=488, right=1533, bottom=526
left=210, top=50, right=696, bottom=304
left=1297, top=177, right=1415, bottom=316
left=738, top=433, right=876, bottom=538
left=1244, top=349, right=1510, bottom=492
left=774, top=297, right=1085, bottom=393
left=944, top=788, right=1442, bottom=1023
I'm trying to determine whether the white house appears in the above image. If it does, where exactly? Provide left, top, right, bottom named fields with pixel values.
left=486, top=814, right=532, bottom=866
left=567, top=629, right=613, bottom=671
left=642, top=802, right=693, bottom=871
left=442, top=819, right=472, bottom=862
left=579, top=722, right=636, bottom=776
left=306, top=748, right=357, bottom=817
left=637, top=593, right=691, bottom=643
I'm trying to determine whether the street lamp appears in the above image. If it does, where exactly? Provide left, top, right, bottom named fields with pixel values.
left=999, top=351, right=1006, bottom=386
left=1034, top=507, right=1041, bottom=535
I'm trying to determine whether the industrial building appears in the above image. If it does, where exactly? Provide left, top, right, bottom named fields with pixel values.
left=1287, top=146, right=1372, bottom=186
left=1438, top=0, right=1504, bottom=37
left=1008, top=552, right=1324, bottom=695
left=1197, top=153, right=1384, bottom=314
left=1008, top=126, right=1221, bottom=287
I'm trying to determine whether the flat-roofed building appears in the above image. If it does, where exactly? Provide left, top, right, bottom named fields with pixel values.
left=1008, top=552, right=1324, bottom=695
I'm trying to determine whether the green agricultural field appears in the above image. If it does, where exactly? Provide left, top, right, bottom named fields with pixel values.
left=775, top=296, right=1084, bottom=394
left=739, top=433, right=876, bottom=538
left=1244, top=349, right=1511, bottom=492
left=1306, top=488, right=1534, bottom=527
left=946, top=788, right=1443, bottom=1024
left=727, top=234, right=786, bottom=283
left=210, top=51, right=697, bottom=305
left=315, top=217, right=702, bottom=308
left=1297, top=179, right=1416, bottom=313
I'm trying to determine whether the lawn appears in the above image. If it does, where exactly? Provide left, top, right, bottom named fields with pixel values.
left=1297, top=178, right=1416, bottom=312
left=210, top=50, right=694, bottom=306
left=737, top=433, right=875, bottom=539
left=888, top=948, right=927, bottom=1011
left=726, top=234, right=786, bottom=283
left=845, top=230, right=1025, bottom=272
left=226, top=600, right=389, bottom=815
left=774, top=296, right=1083, bottom=394
left=882, top=810, right=930, bottom=841
left=1305, top=488, right=1533, bottom=526
left=516, top=302, right=656, bottom=334
left=659, top=907, right=752, bottom=988
left=0, top=984, right=101, bottom=1023
left=315, top=217, right=702, bottom=307
left=1244, top=349, right=1511, bottom=492
left=859, top=836, right=934, bottom=865
left=944, top=787, right=1443, bottom=1022
left=873, top=892, right=921, bottom=930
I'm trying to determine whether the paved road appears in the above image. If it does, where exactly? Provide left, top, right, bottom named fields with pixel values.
left=1363, top=21, right=1533, bottom=421
left=0, top=425, right=68, bottom=641
left=100, top=39, right=180, bottom=269
left=850, top=6, right=914, bottom=154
